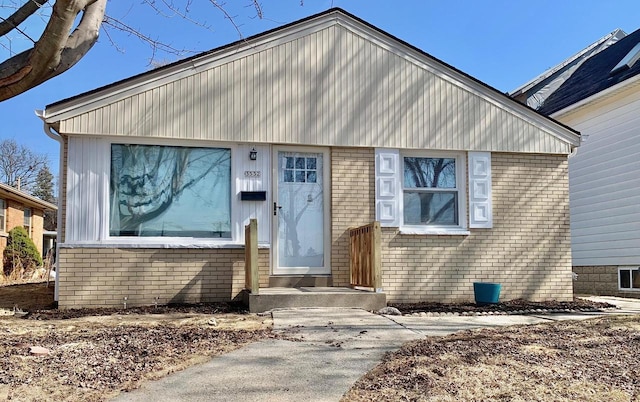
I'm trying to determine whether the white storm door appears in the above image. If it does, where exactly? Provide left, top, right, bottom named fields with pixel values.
left=273, top=148, right=330, bottom=275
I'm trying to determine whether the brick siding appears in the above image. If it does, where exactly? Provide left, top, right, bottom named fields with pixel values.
left=0, top=200, right=46, bottom=257
left=331, top=148, right=573, bottom=303
left=57, top=247, right=270, bottom=309
left=58, top=146, right=573, bottom=307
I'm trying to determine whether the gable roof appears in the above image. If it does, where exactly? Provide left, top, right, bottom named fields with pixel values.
left=0, top=183, right=57, bottom=211
left=539, top=28, right=640, bottom=115
left=510, top=29, right=626, bottom=109
left=42, top=8, right=579, bottom=153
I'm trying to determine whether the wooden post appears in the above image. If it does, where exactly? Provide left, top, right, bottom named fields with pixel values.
left=244, top=219, right=259, bottom=295
left=371, top=221, right=382, bottom=292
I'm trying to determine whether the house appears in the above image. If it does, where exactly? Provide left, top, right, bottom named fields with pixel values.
left=513, top=28, right=640, bottom=298
left=0, top=182, right=57, bottom=258
left=510, top=29, right=626, bottom=109
left=39, top=8, right=580, bottom=309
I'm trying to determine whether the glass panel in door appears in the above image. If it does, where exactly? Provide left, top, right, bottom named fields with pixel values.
left=275, top=151, right=326, bottom=274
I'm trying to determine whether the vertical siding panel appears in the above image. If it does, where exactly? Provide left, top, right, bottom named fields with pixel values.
left=374, top=41, right=383, bottom=146
left=243, top=55, right=250, bottom=143
left=158, top=85, right=166, bottom=138
left=220, top=63, right=228, bottom=140
left=297, top=36, right=305, bottom=142
left=259, top=50, right=267, bottom=142
left=54, top=27, right=574, bottom=155
left=264, top=48, right=273, bottom=143
left=330, top=26, right=338, bottom=144
left=210, top=69, right=218, bottom=141
left=272, top=44, right=280, bottom=142
left=193, top=73, right=201, bottom=140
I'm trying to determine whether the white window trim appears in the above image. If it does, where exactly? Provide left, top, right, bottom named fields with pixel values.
left=23, top=207, right=32, bottom=236
left=64, top=136, right=247, bottom=248
left=105, top=140, right=238, bottom=246
left=0, top=199, right=5, bottom=233
left=399, top=150, right=468, bottom=235
left=618, top=266, right=640, bottom=291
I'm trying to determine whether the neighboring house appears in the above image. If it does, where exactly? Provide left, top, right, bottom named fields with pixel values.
left=40, top=8, right=580, bottom=309
left=514, top=28, right=640, bottom=298
left=511, top=29, right=626, bottom=109
left=0, top=183, right=57, bottom=258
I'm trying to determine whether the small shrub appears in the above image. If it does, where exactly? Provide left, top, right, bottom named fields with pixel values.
left=3, top=226, right=42, bottom=280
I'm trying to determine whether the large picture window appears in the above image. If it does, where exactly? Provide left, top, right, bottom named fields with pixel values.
left=402, top=156, right=460, bottom=226
left=109, top=144, right=231, bottom=238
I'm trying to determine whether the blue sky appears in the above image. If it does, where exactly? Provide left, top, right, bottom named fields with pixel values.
left=2, top=0, right=640, bottom=177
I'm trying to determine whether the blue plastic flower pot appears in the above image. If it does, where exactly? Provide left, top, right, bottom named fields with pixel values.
left=473, top=282, right=501, bottom=306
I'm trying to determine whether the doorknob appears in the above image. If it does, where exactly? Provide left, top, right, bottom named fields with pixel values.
left=273, top=202, right=282, bottom=216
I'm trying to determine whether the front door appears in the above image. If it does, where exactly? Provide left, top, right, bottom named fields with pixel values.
left=273, top=148, right=330, bottom=275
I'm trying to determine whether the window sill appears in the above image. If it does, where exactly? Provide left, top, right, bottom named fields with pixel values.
left=59, top=241, right=271, bottom=249
left=399, top=227, right=470, bottom=236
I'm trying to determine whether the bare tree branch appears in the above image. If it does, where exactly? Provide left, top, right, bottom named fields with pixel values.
left=0, top=0, right=270, bottom=101
left=0, top=0, right=106, bottom=101
left=0, top=0, right=48, bottom=38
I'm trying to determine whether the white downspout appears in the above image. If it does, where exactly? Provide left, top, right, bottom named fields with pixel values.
left=36, top=111, right=64, bottom=303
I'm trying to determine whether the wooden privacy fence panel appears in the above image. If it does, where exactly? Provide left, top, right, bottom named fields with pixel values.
left=244, top=219, right=259, bottom=294
left=349, top=221, right=382, bottom=291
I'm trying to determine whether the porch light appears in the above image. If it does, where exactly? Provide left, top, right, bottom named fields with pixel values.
left=249, top=148, right=258, bottom=160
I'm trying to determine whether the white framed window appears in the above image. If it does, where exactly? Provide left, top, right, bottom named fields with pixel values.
left=0, top=199, right=5, bottom=232
left=400, top=151, right=467, bottom=233
left=23, top=207, right=32, bottom=236
left=619, top=267, right=640, bottom=291
left=109, top=144, right=231, bottom=238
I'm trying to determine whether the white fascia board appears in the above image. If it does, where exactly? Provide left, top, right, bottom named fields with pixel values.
left=42, top=11, right=346, bottom=124
left=43, top=9, right=579, bottom=148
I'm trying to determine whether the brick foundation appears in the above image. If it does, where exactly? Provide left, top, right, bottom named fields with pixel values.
left=57, top=247, right=270, bottom=309
left=332, top=149, right=573, bottom=303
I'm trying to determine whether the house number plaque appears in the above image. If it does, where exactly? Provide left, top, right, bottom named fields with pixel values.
left=244, top=171, right=261, bottom=178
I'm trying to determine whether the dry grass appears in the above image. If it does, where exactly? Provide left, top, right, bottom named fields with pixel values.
left=0, top=311, right=274, bottom=402
left=344, top=315, right=640, bottom=401
left=0, top=283, right=274, bottom=402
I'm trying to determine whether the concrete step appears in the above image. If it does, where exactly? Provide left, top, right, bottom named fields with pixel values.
left=245, top=287, right=386, bottom=313
left=268, top=275, right=332, bottom=287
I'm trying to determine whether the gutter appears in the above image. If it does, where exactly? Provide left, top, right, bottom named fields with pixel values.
left=35, top=110, right=63, bottom=303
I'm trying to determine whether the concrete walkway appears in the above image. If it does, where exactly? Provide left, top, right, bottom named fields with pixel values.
left=113, top=297, right=640, bottom=402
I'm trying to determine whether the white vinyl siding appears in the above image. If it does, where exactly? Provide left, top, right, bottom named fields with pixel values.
left=560, top=88, right=640, bottom=266
left=65, top=137, right=110, bottom=242
left=52, top=19, right=574, bottom=155
left=64, top=136, right=272, bottom=246
left=233, top=144, right=271, bottom=244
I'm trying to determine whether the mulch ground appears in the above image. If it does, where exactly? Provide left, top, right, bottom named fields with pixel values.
left=391, top=298, right=615, bottom=315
